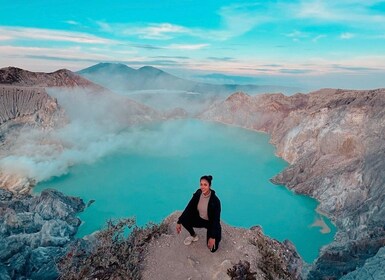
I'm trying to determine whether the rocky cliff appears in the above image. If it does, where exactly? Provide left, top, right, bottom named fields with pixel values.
left=0, top=86, right=63, bottom=127
left=199, top=89, right=385, bottom=279
left=0, top=189, right=85, bottom=280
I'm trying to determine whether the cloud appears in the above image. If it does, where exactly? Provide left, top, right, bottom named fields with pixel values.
left=295, top=0, right=385, bottom=26
left=0, top=26, right=118, bottom=44
left=97, top=21, right=190, bottom=40
left=207, top=57, right=235, bottom=61
left=152, top=55, right=190, bottom=60
left=280, top=68, right=314, bottom=74
left=131, top=44, right=163, bottom=50
left=0, top=35, right=12, bottom=41
left=214, top=3, right=273, bottom=40
left=65, top=20, right=80, bottom=26
left=332, top=65, right=378, bottom=71
left=0, top=45, right=112, bottom=62
left=286, top=30, right=309, bottom=40
left=24, top=55, right=111, bottom=65
left=166, top=44, right=209, bottom=50
left=95, top=2, right=277, bottom=42
left=312, top=34, right=327, bottom=42
left=340, top=32, right=355, bottom=39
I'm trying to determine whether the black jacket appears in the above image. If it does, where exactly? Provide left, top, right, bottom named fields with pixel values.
left=178, top=189, right=221, bottom=239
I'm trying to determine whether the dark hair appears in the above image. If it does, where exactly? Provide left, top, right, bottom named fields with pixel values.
left=200, top=175, right=213, bottom=186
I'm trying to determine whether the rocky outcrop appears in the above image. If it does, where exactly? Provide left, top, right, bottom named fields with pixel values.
left=199, top=88, right=385, bottom=278
left=0, top=86, right=63, bottom=127
left=340, top=246, right=385, bottom=280
left=0, top=67, right=103, bottom=90
left=0, top=188, right=85, bottom=280
left=142, top=212, right=302, bottom=280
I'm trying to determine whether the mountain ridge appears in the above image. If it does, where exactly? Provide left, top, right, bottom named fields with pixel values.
left=78, top=62, right=302, bottom=95
left=0, top=66, right=103, bottom=89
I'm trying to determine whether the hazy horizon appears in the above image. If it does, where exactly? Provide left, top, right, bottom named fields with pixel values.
left=1, top=1, right=385, bottom=90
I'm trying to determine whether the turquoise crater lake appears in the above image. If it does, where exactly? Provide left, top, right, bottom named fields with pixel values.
left=34, top=119, right=335, bottom=262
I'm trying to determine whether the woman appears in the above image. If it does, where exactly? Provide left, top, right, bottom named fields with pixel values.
left=176, top=175, right=222, bottom=252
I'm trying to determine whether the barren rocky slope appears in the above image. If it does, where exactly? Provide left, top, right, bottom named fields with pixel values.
left=0, top=67, right=102, bottom=90
left=199, top=88, right=385, bottom=278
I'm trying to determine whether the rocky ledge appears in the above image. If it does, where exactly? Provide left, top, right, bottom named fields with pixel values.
left=0, top=188, right=85, bottom=280
left=199, top=88, right=385, bottom=278
left=135, top=212, right=303, bottom=280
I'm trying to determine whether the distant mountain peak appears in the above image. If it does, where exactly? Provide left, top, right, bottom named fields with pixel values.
left=138, top=66, right=165, bottom=75
left=78, top=63, right=135, bottom=74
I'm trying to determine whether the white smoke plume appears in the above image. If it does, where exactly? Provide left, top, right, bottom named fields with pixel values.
left=0, top=88, right=201, bottom=184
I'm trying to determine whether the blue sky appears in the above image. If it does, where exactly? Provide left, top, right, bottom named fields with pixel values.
left=1, top=0, right=385, bottom=90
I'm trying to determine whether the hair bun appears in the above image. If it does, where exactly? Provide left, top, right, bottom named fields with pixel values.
left=207, top=175, right=213, bottom=180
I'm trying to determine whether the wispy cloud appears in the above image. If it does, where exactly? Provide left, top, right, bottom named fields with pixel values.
left=285, top=30, right=309, bottom=41
left=98, top=22, right=190, bottom=40
left=0, top=26, right=118, bottom=44
left=65, top=20, right=80, bottom=26
left=340, top=32, right=355, bottom=39
left=0, top=34, right=13, bottom=41
left=131, top=44, right=163, bottom=50
left=95, top=3, right=276, bottom=42
left=207, top=57, right=235, bottom=61
left=280, top=68, right=314, bottom=74
left=295, top=0, right=385, bottom=26
left=166, top=44, right=209, bottom=50
left=332, top=64, right=378, bottom=71
left=0, top=45, right=117, bottom=67
left=312, top=34, right=327, bottom=42
left=214, top=3, right=273, bottom=40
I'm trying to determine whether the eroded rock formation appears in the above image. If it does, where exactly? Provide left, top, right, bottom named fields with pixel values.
left=199, top=88, right=385, bottom=278
left=0, top=189, right=85, bottom=280
left=0, top=86, right=63, bottom=127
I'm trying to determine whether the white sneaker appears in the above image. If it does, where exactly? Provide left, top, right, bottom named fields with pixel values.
left=184, top=235, right=199, bottom=245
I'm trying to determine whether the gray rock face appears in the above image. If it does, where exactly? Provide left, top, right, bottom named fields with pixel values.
left=0, top=189, right=85, bottom=280
left=200, top=88, right=385, bottom=278
left=340, top=247, right=385, bottom=280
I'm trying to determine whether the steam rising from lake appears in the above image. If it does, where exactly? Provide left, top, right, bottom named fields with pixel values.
left=0, top=89, right=203, bottom=183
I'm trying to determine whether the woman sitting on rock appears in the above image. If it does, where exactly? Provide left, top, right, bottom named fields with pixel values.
left=176, top=175, right=222, bottom=252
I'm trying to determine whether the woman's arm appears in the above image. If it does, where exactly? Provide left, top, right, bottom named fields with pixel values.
left=177, top=190, right=200, bottom=224
left=208, top=198, right=221, bottom=239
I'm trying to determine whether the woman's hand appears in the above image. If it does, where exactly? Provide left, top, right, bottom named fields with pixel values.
left=208, top=238, right=215, bottom=250
left=176, top=223, right=182, bottom=234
